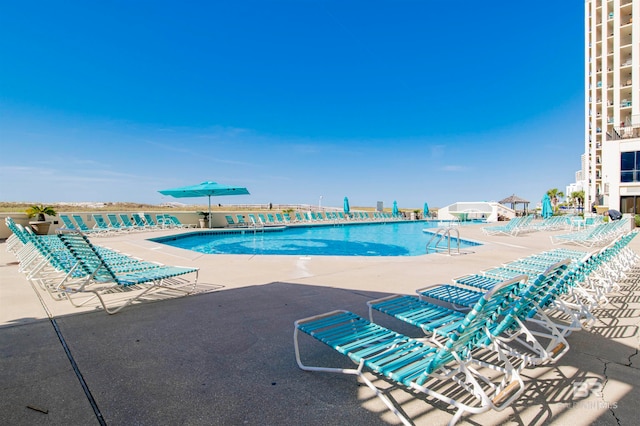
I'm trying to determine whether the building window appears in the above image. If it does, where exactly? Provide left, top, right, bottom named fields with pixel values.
left=620, top=151, right=640, bottom=182
left=620, top=196, right=640, bottom=214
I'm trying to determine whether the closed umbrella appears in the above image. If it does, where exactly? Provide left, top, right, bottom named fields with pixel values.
left=343, top=196, right=350, bottom=216
left=159, top=181, right=250, bottom=228
left=423, top=202, right=429, bottom=219
left=541, top=194, right=553, bottom=219
left=392, top=200, right=399, bottom=217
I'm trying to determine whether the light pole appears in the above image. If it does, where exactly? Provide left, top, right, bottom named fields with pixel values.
left=319, top=195, right=323, bottom=210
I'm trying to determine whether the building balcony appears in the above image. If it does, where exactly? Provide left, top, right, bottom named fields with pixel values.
left=608, top=125, right=640, bottom=140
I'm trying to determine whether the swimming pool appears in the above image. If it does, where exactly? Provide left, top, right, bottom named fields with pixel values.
left=152, top=221, right=481, bottom=257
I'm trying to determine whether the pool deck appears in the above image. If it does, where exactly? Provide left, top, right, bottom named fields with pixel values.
left=1, top=221, right=640, bottom=425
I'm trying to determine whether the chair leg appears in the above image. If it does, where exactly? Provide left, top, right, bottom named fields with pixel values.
left=293, top=328, right=413, bottom=426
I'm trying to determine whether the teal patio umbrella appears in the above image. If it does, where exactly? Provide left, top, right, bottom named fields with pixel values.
left=423, top=202, right=429, bottom=219
left=541, top=194, right=553, bottom=219
left=159, top=181, right=250, bottom=228
left=343, top=196, right=350, bottom=216
left=392, top=200, right=399, bottom=217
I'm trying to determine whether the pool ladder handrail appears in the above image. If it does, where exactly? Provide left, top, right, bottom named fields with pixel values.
left=426, top=227, right=460, bottom=255
left=249, top=217, right=265, bottom=233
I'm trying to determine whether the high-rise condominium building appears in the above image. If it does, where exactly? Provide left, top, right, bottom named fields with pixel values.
left=585, top=0, right=640, bottom=213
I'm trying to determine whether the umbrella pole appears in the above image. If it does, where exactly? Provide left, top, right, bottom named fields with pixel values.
left=208, top=196, right=212, bottom=229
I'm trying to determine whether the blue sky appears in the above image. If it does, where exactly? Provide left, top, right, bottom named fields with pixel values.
left=0, top=1, right=585, bottom=210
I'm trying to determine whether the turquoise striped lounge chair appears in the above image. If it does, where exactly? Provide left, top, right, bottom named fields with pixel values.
left=275, top=213, right=289, bottom=224
left=106, top=214, right=129, bottom=232
left=57, top=232, right=199, bottom=314
left=119, top=214, right=143, bottom=231
left=295, top=276, right=527, bottom=425
left=143, top=213, right=160, bottom=229
left=247, top=214, right=261, bottom=227
left=481, top=216, right=525, bottom=236
left=71, top=214, right=106, bottom=236
left=369, top=260, right=572, bottom=367
left=267, top=213, right=278, bottom=225
left=132, top=214, right=151, bottom=229
left=164, top=214, right=197, bottom=229
left=92, top=214, right=116, bottom=234
left=155, top=214, right=172, bottom=228
left=59, top=214, right=78, bottom=231
left=550, top=222, right=619, bottom=247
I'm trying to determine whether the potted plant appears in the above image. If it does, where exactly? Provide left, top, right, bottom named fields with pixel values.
left=197, top=211, right=210, bottom=228
left=26, top=204, right=57, bottom=235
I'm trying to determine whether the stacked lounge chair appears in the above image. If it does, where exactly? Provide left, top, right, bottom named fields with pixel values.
left=294, top=229, right=638, bottom=425
left=4, top=217, right=199, bottom=314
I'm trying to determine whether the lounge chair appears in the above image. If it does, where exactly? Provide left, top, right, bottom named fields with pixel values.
left=59, top=214, right=78, bottom=231
left=295, top=276, right=527, bottom=425
left=71, top=214, right=106, bottom=236
left=164, top=214, right=197, bottom=229
left=106, top=214, right=129, bottom=232
left=156, top=214, right=172, bottom=228
left=132, top=214, right=151, bottom=230
left=57, top=232, right=199, bottom=314
left=267, top=213, right=278, bottom=225
left=247, top=214, right=261, bottom=227
left=92, top=214, right=116, bottom=234
left=225, top=215, right=239, bottom=227
left=5, top=221, right=86, bottom=299
left=370, top=260, right=572, bottom=367
left=283, top=213, right=292, bottom=223
left=235, top=215, right=248, bottom=227
left=550, top=221, right=625, bottom=247
left=483, top=215, right=535, bottom=236
left=119, top=214, right=143, bottom=231
left=143, top=213, right=160, bottom=229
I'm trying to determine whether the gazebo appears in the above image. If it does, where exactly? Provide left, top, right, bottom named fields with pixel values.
left=499, top=194, right=530, bottom=215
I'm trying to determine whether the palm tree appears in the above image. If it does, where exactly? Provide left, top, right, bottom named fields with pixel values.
left=546, top=188, right=564, bottom=212
left=570, top=190, right=585, bottom=210
left=25, top=204, right=57, bottom=222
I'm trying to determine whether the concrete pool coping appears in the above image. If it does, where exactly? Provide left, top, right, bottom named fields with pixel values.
left=1, top=220, right=640, bottom=425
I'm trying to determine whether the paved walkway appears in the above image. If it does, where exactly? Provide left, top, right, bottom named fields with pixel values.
left=1, top=222, right=639, bottom=425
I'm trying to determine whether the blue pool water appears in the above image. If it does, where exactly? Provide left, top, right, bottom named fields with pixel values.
left=152, top=221, right=481, bottom=257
